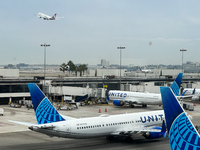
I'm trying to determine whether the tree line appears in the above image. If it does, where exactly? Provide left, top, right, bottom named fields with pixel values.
left=60, top=60, right=88, bottom=76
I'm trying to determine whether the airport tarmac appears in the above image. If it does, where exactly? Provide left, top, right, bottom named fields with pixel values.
left=0, top=100, right=200, bottom=150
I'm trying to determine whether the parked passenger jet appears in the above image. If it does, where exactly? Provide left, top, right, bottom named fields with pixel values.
left=37, top=12, right=58, bottom=20
left=9, top=83, right=166, bottom=140
left=107, top=73, right=183, bottom=108
left=182, top=88, right=200, bottom=101
left=139, top=67, right=152, bottom=73
left=160, top=86, right=200, bottom=149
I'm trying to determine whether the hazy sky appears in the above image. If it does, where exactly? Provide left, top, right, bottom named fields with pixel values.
left=1, top=0, right=200, bottom=66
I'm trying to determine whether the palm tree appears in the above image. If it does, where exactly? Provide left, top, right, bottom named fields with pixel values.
left=82, top=64, right=88, bottom=75
left=67, top=60, right=76, bottom=74
left=60, top=63, right=68, bottom=73
left=75, top=65, right=79, bottom=76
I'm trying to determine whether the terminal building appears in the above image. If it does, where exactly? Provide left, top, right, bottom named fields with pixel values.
left=0, top=68, right=200, bottom=104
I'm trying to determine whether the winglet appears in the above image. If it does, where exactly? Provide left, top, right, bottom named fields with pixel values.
left=160, top=87, right=200, bottom=149
left=170, top=73, right=183, bottom=96
left=28, top=83, right=65, bottom=124
left=181, top=90, right=187, bottom=96
left=193, top=88, right=196, bottom=94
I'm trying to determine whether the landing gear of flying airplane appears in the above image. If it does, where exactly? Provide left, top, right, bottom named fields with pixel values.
left=106, top=135, right=115, bottom=140
left=142, top=104, right=147, bottom=107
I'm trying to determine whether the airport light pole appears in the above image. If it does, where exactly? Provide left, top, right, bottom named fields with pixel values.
left=180, top=49, right=187, bottom=73
left=117, top=46, right=125, bottom=90
left=41, top=43, right=50, bottom=92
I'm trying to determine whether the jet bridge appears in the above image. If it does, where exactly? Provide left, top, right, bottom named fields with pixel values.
left=45, top=85, right=107, bottom=103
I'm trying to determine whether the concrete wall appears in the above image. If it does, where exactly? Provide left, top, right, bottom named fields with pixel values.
left=88, top=69, right=126, bottom=77
left=161, top=69, right=182, bottom=76
left=0, top=69, right=19, bottom=78
left=123, top=81, right=173, bottom=93
left=0, top=93, right=30, bottom=98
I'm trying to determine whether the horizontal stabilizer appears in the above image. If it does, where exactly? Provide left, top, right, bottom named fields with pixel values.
left=8, top=120, right=37, bottom=126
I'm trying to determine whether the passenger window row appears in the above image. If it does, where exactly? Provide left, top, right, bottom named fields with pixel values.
left=76, top=121, right=135, bottom=130
left=76, top=118, right=163, bottom=130
left=106, top=121, right=134, bottom=126
left=77, top=124, right=102, bottom=130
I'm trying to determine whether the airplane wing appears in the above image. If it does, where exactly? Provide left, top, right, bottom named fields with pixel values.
left=110, top=124, right=165, bottom=136
left=9, top=115, right=76, bottom=127
left=176, top=95, right=194, bottom=99
left=55, top=16, right=64, bottom=20
left=177, top=88, right=195, bottom=99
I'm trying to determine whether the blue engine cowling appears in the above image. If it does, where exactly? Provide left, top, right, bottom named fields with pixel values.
left=113, top=100, right=124, bottom=106
left=143, top=131, right=163, bottom=139
left=143, top=122, right=166, bottom=139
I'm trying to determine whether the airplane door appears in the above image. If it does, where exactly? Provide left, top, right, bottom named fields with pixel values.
left=66, top=125, right=71, bottom=133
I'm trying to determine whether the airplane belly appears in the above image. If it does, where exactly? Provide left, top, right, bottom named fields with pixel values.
left=68, top=132, right=109, bottom=139
left=68, top=126, right=117, bottom=139
left=32, top=128, right=69, bottom=138
left=137, top=98, right=162, bottom=105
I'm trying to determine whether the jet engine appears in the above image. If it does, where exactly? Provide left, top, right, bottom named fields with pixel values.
left=143, top=126, right=166, bottom=139
left=192, top=96, right=200, bottom=101
left=143, top=131, right=163, bottom=139
left=113, top=100, right=124, bottom=106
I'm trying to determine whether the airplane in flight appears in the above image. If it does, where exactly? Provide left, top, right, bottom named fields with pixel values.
left=160, top=86, right=200, bottom=149
left=9, top=83, right=166, bottom=140
left=37, top=12, right=62, bottom=20
left=107, top=73, right=183, bottom=108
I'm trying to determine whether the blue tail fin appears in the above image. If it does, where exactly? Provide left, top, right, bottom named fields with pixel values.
left=160, top=87, right=200, bottom=149
left=161, top=120, right=166, bottom=138
left=106, top=93, right=109, bottom=103
left=181, top=90, right=188, bottom=96
left=193, top=88, right=196, bottom=94
left=170, top=73, right=183, bottom=96
left=28, top=83, right=65, bottom=124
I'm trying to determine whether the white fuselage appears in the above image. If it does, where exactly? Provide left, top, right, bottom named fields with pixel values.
left=38, top=13, right=52, bottom=20
left=183, top=88, right=200, bottom=96
left=182, top=88, right=200, bottom=100
left=141, top=69, right=152, bottom=73
left=108, top=90, right=162, bottom=105
left=31, top=110, right=164, bottom=139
